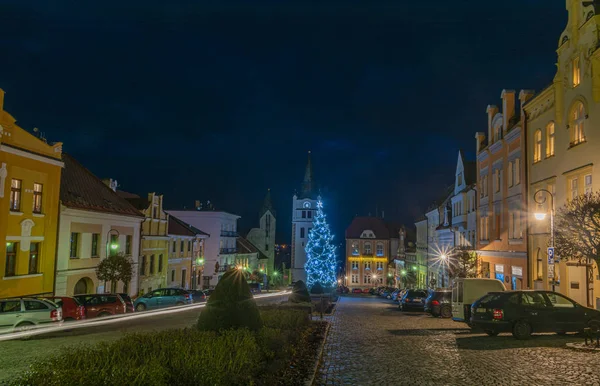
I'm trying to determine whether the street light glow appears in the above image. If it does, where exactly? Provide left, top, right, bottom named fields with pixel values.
left=110, top=243, right=119, bottom=250
left=440, top=254, right=448, bottom=260
left=534, top=212, right=547, bottom=221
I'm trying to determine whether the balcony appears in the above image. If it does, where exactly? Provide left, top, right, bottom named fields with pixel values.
left=220, top=231, right=238, bottom=237
left=220, top=248, right=237, bottom=254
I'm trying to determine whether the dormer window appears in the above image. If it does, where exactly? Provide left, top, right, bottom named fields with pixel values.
left=573, top=56, right=581, bottom=87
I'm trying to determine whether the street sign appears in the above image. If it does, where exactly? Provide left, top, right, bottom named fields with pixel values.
left=547, top=247, right=555, bottom=264
left=548, top=264, right=554, bottom=279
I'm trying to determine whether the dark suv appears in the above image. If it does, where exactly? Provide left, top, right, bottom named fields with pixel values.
left=470, top=290, right=600, bottom=339
left=399, top=289, right=428, bottom=311
left=424, top=290, right=452, bottom=318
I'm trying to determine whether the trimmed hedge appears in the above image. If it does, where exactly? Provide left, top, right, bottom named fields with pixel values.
left=289, top=280, right=311, bottom=303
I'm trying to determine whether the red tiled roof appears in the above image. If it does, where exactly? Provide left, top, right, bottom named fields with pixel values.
left=168, top=215, right=209, bottom=237
left=60, top=154, right=144, bottom=218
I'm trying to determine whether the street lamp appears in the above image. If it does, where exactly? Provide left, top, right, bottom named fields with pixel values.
left=534, top=189, right=556, bottom=291
left=440, top=253, right=448, bottom=288
left=372, top=274, right=377, bottom=287
left=106, top=229, right=120, bottom=257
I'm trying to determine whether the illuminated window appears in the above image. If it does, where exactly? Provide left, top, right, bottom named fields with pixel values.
left=533, top=129, right=542, bottom=162
left=351, top=275, right=358, bottom=284
left=364, top=261, right=371, bottom=270
left=351, top=261, right=358, bottom=270
left=480, top=211, right=489, bottom=241
left=9, top=179, right=21, bottom=212
left=546, top=122, right=555, bottom=157
left=573, top=56, right=581, bottom=87
left=33, top=183, right=43, bottom=213
left=376, top=243, right=384, bottom=256
left=570, top=178, right=578, bottom=200
left=376, top=262, right=383, bottom=270
left=91, top=234, right=99, bottom=257
left=495, top=170, right=501, bottom=193
left=5, top=242, right=17, bottom=277
left=570, top=102, right=586, bottom=146
left=29, top=242, right=40, bottom=274
left=515, top=159, right=521, bottom=185
left=351, top=242, right=359, bottom=256
left=70, top=233, right=79, bottom=258
left=585, top=174, right=593, bottom=194
left=364, top=242, right=372, bottom=255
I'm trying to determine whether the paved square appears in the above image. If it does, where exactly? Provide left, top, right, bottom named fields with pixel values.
left=317, top=296, right=600, bottom=385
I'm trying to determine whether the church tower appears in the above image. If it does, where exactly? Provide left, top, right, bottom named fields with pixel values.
left=291, top=151, right=319, bottom=283
left=246, top=189, right=276, bottom=275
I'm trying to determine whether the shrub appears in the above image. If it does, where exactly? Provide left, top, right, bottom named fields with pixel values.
left=310, top=282, right=324, bottom=294
left=260, top=308, right=310, bottom=330
left=197, top=269, right=263, bottom=332
left=288, top=280, right=311, bottom=303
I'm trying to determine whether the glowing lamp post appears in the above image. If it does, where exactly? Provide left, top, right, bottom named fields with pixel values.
left=534, top=189, right=556, bottom=291
left=372, top=274, right=377, bottom=287
left=440, top=253, right=448, bottom=288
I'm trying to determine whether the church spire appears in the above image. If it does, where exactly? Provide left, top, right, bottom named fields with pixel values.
left=260, top=188, right=276, bottom=218
left=301, top=151, right=313, bottom=197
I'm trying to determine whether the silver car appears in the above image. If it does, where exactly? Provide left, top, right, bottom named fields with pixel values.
left=0, top=298, right=63, bottom=333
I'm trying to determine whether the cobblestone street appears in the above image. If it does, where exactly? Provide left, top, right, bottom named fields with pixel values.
left=317, top=296, right=600, bottom=385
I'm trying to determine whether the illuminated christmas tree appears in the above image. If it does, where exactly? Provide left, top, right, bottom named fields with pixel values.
left=304, top=200, right=337, bottom=289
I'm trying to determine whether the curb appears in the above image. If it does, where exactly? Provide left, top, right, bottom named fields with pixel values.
left=565, top=342, right=600, bottom=352
left=305, top=321, right=331, bottom=386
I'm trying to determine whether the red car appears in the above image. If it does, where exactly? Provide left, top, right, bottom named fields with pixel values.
left=351, top=288, right=363, bottom=294
left=74, top=294, right=128, bottom=318
left=41, top=296, right=86, bottom=321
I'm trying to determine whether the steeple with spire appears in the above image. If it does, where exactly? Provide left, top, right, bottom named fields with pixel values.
left=260, top=188, right=276, bottom=218
left=301, top=150, right=313, bottom=198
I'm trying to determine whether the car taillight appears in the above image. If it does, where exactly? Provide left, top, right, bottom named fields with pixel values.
left=185, top=294, right=191, bottom=300
left=431, top=300, right=440, bottom=306
left=50, top=309, right=59, bottom=321
left=403, top=298, right=408, bottom=303
left=79, top=306, right=86, bottom=318
left=493, top=309, right=503, bottom=320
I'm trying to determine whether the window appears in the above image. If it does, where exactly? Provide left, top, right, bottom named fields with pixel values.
left=573, top=56, right=581, bottom=87
left=91, top=234, right=99, bottom=257
left=70, top=233, right=79, bottom=258
left=302, top=211, right=306, bottom=218
left=546, top=122, right=555, bottom=157
left=24, top=300, right=49, bottom=311
left=140, top=256, right=147, bottom=276
left=585, top=174, right=593, bottom=194
left=265, top=214, right=271, bottom=237
left=171, top=270, right=175, bottom=282
left=158, top=254, right=163, bottom=272
left=1, top=300, right=21, bottom=313
left=153, top=206, right=158, bottom=219
left=125, top=235, right=132, bottom=255
left=5, top=242, right=17, bottom=277
left=172, top=241, right=176, bottom=253
left=188, top=241, right=191, bottom=252
left=363, top=275, right=371, bottom=284
left=364, top=261, right=371, bottom=270
left=351, top=242, right=359, bottom=256
left=508, top=161, right=513, bottom=187
left=376, top=262, right=383, bottom=270
left=364, top=242, right=372, bottom=255
left=376, top=243, right=384, bottom=256
left=495, top=170, right=501, bottom=193
left=480, top=211, right=489, bottom=241
left=570, top=101, right=586, bottom=146
left=300, top=228, right=305, bottom=238
left=150, top=255, right=155, bottom=274
left=546, top=292, right=575, bottom=308
left=534, top=129, right=542, bottom=162
left=570, top=178, right=578, bottom=200
left=33, top=183, right=43, bottom=213
left=351, top=274, right=358, bottom=284
left=307, top=211, right=312, bottom=219
left=180, top=241, right=184, bottom=253
left=28, top=242, right=39, bottom=274
left=181, top=269, right=186, bottom=288
left=351, top=261, right=359, bottom=270
left=10, top=179, right=21, bottom=211
left=515, top=158, right=521, bottom=185
left=522, top=292, right=548, bottom=308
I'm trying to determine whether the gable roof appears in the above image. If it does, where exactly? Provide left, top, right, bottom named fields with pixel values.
left=60, top=154, right=144, bottom=218
left=237, top=237, right=268, bottom=260
left=115, top=190, right=150, bottom=210
left=168, top=215, right=209, bottom=237
left=346, top=217, right=392, bottom=239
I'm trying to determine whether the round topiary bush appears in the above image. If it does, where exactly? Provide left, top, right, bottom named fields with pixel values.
left=288, top=280, right=311, bottom=303
left=197, top=269, right=263, bottom=332
left=310, top=282, right=324, bottom=294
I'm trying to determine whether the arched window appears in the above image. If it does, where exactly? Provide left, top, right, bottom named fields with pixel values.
left=546, top=122, right=555, bottom=157
left=533, top=129, right=542, bottom=163
left=364, top=242, right=372, bottom=255
left=376, top=243, right=384, bottom=256
left=570, top=101, right=586, bottom=146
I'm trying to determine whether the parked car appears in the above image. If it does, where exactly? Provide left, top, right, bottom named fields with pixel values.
left=470, top=290, right=600, bottom=339
left=351, top=288, right=363, bottom=294
left=362, top=288, right=371, bottom=294
left=41, top=296, right=86, bottom=321
left=133, top=288, right=192, bottom=311
left=249, top=283, right=262, bottom=294
left=74, top=294, right=128, bottom=318
left=118, top=293, right=135, bottom=313
left=188, top=290, right=207, bottom=303
left=424, top=290, right=452, bottom=318
left=399, top=289, right=428, bottom=311
left=0, top=298, right=62, bottom=333
left=451, top=278, right=506, bottom=323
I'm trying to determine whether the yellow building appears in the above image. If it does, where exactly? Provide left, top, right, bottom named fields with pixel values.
left=525, top=1, right=600, bottom=308
left=118, top=191, right=169, bottom=295
left=167, top=215, right=209, bottom=290
left=0, top=89, right=63, bottom=298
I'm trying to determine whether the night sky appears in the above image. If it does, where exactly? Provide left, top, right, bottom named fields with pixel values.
left=0, top=1, right=565, bottom=243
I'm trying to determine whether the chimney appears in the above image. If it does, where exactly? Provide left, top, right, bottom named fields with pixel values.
left=475, top=132, right=486, bottom=153
left=501, top=89, right=516, bottom=132
left=486, top=105, right=498, bottom=143
left=518, top=89, right=535, bottom=112
left=102, top=178, right=118, bottom=192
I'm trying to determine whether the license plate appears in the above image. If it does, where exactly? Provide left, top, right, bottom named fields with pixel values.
left=476, top=308, right=486, bottom=313
left=413, top=298, right=421, bottom=302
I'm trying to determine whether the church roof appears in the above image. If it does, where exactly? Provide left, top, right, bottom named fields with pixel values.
left=299, top=151, right=317, bottom=199
left=60, top=154, right=144, bottom=218
left=260, top=189, right=276, bottom=218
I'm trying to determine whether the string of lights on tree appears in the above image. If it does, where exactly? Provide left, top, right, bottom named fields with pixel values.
left=304, top=200, right=337, bottom=288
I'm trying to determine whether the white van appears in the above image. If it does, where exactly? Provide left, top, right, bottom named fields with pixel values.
left=451, top=278, right=506, bottom=324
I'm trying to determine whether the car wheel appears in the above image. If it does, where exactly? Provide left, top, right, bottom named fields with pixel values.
left=97, top=312, right=111, bottom=317
left=484, top=330, right=499, bottom=337
left=556, top=331, right=567, bottom=336
left=15, top=322, right=34, bottom=332
left=512, top=320, right=532, bottom=340
left=135, top=303, right=146, bottom=312
left=440, top=306, right=452, bottom=319
left=588, top=320, right=600, bottom=333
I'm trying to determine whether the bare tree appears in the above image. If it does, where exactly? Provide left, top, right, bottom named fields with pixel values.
left=449, top=247, right=478, bottom=279
left=96, top=252, right=133, bottom=293
left=554, top=192, right=600, bottom=264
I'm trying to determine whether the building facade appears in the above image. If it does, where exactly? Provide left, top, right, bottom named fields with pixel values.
left=475, top=90, right=530, bottom=290
left=166, top=208, right=240, bottom=287
left=167, top=215, right=209, bottom=290
left=414, top=218, right=429, bottom=288
left=0, top=90, right=64, bottom=298
left=345, top=217, right=396, bottom=289
left=56, top=161, right=143, bottom=296
left=291, top=151, right=318, bottom=283
left=524, top=0, right=600, bottom=307
left=450, top=150, right=477, bottom=250
left=246, top=189, right=276, bottom=276
left=425, top=186, right=454, bottom=288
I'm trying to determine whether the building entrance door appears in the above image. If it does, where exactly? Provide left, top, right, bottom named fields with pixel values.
left=567, top=265, right=586, bottom=305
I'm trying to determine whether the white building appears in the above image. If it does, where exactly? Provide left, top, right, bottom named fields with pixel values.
left=425, top=186, right=453, bottom=288
left=450, top=150, right=477, bottom=249
left=167, top=207, right=240, bottom=287
left=291, top=152, right=319, bottom=283
left=55, top=155, right=144, bottom=297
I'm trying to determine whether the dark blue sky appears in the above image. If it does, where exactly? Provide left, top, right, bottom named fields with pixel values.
left=0, top=1, right=565, bottom=242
